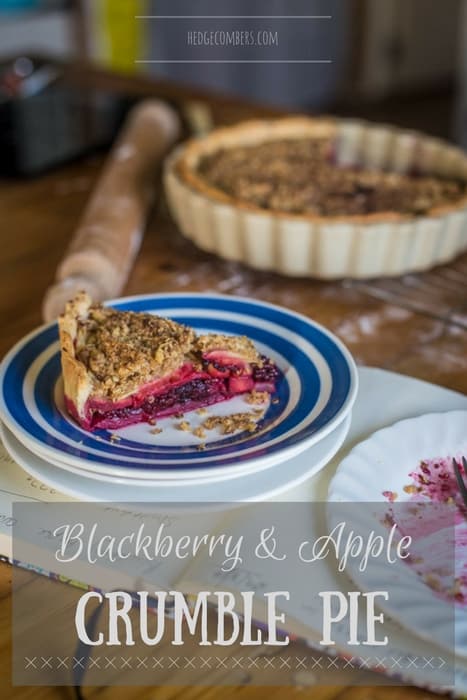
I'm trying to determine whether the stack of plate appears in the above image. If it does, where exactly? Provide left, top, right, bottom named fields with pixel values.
left=0, top=294, right=358, bottom=504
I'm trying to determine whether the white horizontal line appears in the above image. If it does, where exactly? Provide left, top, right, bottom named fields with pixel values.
left=135, top=16, right=333, bottom=20
left=135, top=60, right=333, bottom=64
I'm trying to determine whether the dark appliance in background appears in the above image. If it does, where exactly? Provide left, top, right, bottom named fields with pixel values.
left=0, top=56, right=135, bottom=176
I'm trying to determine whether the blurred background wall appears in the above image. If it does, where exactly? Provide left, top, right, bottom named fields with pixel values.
left=0, top=0, right=466, bottom=141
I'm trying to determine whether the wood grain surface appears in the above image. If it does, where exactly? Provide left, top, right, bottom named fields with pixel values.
left=0, top=61, right=466, bottom=699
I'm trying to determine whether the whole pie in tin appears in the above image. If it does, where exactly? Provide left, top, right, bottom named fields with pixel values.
left=165, top=117, right=467, bottom=278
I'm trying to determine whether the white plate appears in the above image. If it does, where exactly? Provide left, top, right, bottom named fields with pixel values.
left=0, top=414, right=350, bottom=503
left=40, top=415, right=348, bottom=489
left=0, top=293, right=357, bottom=481
left=328, top=410, right=467, bottom=657
left=18, top=392, right=303, bottom=485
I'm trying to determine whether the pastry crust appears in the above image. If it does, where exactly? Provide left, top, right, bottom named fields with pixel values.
left=176, top=116, right=467, bottom=225
left=58, top=292, right=94, bottom=420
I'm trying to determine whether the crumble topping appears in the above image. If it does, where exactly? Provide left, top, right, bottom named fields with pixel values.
left=197, top=137, right=467, bottom=217
left=74, top=302, right=195, bottom=399
left=196, top=333, right=260, bottom=363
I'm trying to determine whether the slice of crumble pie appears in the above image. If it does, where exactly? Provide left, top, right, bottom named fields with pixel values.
left=59, top=292, right=279, bottom=431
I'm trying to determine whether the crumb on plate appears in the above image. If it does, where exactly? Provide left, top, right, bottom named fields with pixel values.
left=403, top=484, right=419, bottom=495
left=245, top=390, right=269, bottom=405
left=192, top=426, right=206, bottom=439
left=203, top=412, right=259, bottom=435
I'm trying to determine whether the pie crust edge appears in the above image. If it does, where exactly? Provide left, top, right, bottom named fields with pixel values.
left=58, top=292, right=94, bottom=420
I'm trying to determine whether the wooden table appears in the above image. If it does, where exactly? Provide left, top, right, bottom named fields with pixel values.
left=0, top=61, right=466, bottom=699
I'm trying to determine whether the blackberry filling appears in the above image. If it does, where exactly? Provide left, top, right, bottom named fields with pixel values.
left=84, top=361, right=281, bottom=431
left=88, top=377, right=227, bottom=430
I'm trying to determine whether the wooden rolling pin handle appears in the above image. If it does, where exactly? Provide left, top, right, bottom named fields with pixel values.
left=42, top=277, right=107, bottom=324
left=42, top=100, right=181, bottom=322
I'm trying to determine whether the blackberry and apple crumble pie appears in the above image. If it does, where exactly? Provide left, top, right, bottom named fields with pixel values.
left=59, top=293, right=279, bottom=431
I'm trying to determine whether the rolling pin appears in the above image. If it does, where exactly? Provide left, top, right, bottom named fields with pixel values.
left=42, top=99, right=181, bottom=322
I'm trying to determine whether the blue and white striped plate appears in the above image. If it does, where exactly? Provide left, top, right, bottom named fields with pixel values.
left=0, top=294, right=358, bottom=479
